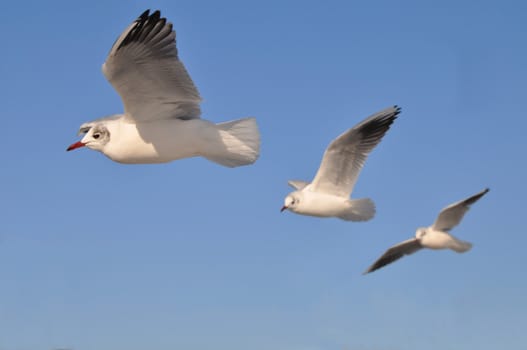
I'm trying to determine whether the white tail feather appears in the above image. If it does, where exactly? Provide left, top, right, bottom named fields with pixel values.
left=449, top=238, right=473, bottom=253
left=337, top=198, right=376, bottom=221
left=204, top=117, right=260, bottom=167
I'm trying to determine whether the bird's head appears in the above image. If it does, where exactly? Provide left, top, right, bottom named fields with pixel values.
left=281, top=192, right=302, bottom=213
left=67, top=123, right=111, bottom=152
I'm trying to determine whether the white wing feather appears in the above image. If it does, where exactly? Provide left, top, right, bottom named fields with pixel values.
left=311, top=106, right=400, bottom=198
left=432, top=188, right=489, bottom=231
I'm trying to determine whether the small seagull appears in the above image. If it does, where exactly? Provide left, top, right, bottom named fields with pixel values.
left=281, top=106, right=400, bottom=221
left=364, top=188, right=490, bottom=274
left=67, top=10, right=260, bottom=167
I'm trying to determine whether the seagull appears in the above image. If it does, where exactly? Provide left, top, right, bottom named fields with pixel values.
left=281, top=106, right=400, bottom=221
left=364, top=188, right=489, bottom=274
left=67, top=10, right=260, bottom=167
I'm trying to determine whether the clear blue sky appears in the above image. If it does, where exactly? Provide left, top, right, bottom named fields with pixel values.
left=1, top=1, right=526, bottom=349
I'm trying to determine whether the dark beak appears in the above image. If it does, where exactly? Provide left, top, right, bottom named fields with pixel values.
left=67, top=141, right=86, bottom=151
left=280, top=205, right=288, bottom=212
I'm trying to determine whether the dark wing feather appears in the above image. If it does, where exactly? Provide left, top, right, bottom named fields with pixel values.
left=363, top=238, right=423, bottom=274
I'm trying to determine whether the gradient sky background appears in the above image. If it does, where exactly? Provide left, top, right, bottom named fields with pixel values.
left=1, top=1, right=526, bottom=349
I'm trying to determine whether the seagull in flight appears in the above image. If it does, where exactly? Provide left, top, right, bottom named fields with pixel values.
left=67, top=10, right=260, bottom=167
left=281, top=106, right=400, bottom=221
left=364, top=188, right=490, bottom=274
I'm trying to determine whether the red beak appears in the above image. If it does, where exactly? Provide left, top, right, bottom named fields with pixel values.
left=280, top=205, right=288, bottom=212
left=67, top=141, right=86, bottom=151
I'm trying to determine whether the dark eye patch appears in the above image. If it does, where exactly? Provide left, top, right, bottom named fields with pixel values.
left=79, top=126, right=91, bottom=134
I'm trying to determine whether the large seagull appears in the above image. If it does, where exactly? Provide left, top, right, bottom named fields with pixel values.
left=67, top=10, right=260, bottom=167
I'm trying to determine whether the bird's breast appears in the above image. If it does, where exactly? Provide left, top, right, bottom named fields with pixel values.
left=102, top=119, right=209, bottom=164
left=420, top=230, right=453, bottom=250
left=294, top=192, right=349, bottom=217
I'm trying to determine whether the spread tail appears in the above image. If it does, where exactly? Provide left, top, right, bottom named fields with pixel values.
left=204, top=117, right=260, bottom=167
left=449, top=237, right=473, bottom=253
left=337, top=198, right=376, bottom=222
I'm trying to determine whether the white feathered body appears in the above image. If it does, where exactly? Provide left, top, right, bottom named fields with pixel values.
left=292, top=190, right=349, bottom=217
left=420, top=228, right=472, bottom=253
left=289, top=187, right=375, bottom=221
left=96, top=115, right=259, bottom=167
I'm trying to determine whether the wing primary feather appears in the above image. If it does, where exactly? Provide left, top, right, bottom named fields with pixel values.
left=136, top=11, right=160, bottom=42
left=139, top=9, right=151, bottom=19
left=153, top=27, right=176, bottom=50
left=118, top=10, right=150, bottom=50
left=463, top=188, right=490, bottom=206
left=356, top=106, right=401, bottom=144
left=363, top=238, right=422, bottom=274
left=142, top=18, right=167, bottom=44
left=149, top=20, right=175, bottom=48
left=116, top=10, right=174, bottom=53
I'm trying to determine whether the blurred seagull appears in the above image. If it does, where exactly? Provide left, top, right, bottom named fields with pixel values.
left=281, top=106, right=400, bottom=221
left=67, top=10, right=260, bottom=167
left=364, top=188, right=489, bottom=274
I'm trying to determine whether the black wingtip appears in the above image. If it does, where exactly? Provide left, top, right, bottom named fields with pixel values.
left=390, top=105, right=402, bottom=119
left=137, top=10, right=164, bottom=24
left=151, top=10, right=161, bottom=22
left=116, top=9, right=171, bottom=52
left=138, top=9, right=150, bottom=20
left=468, top=187, right=490, bottom=205
left=478, top=187, right=490, bottom=200
left=373, top=105, right=401, bottom=127
left=373, top=105, right=402, bottom=122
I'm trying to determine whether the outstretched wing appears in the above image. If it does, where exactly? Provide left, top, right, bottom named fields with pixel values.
left=102, top=10, right=201, bottom=122
left=310, top=106, right=400, bottom=198
left=363, top=238, right=423, bottom=274
left=432, top=188, right=489, bottom=231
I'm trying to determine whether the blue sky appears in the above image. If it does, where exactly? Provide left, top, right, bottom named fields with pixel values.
left=1, top=0, right=526, bottom=349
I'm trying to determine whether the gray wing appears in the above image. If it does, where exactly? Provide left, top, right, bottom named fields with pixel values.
left=363, top=238, right=423, bottom=274
left=310, top=106, right=400, bottom=198
left=432, top=188, right=489, bottom=231
left=288, top=180, right=310, bottom=190
left=102, top=10, right=201, bottom=122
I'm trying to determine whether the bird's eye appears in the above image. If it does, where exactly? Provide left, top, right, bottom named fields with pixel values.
left=93, top=133, right=101, bottom=139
